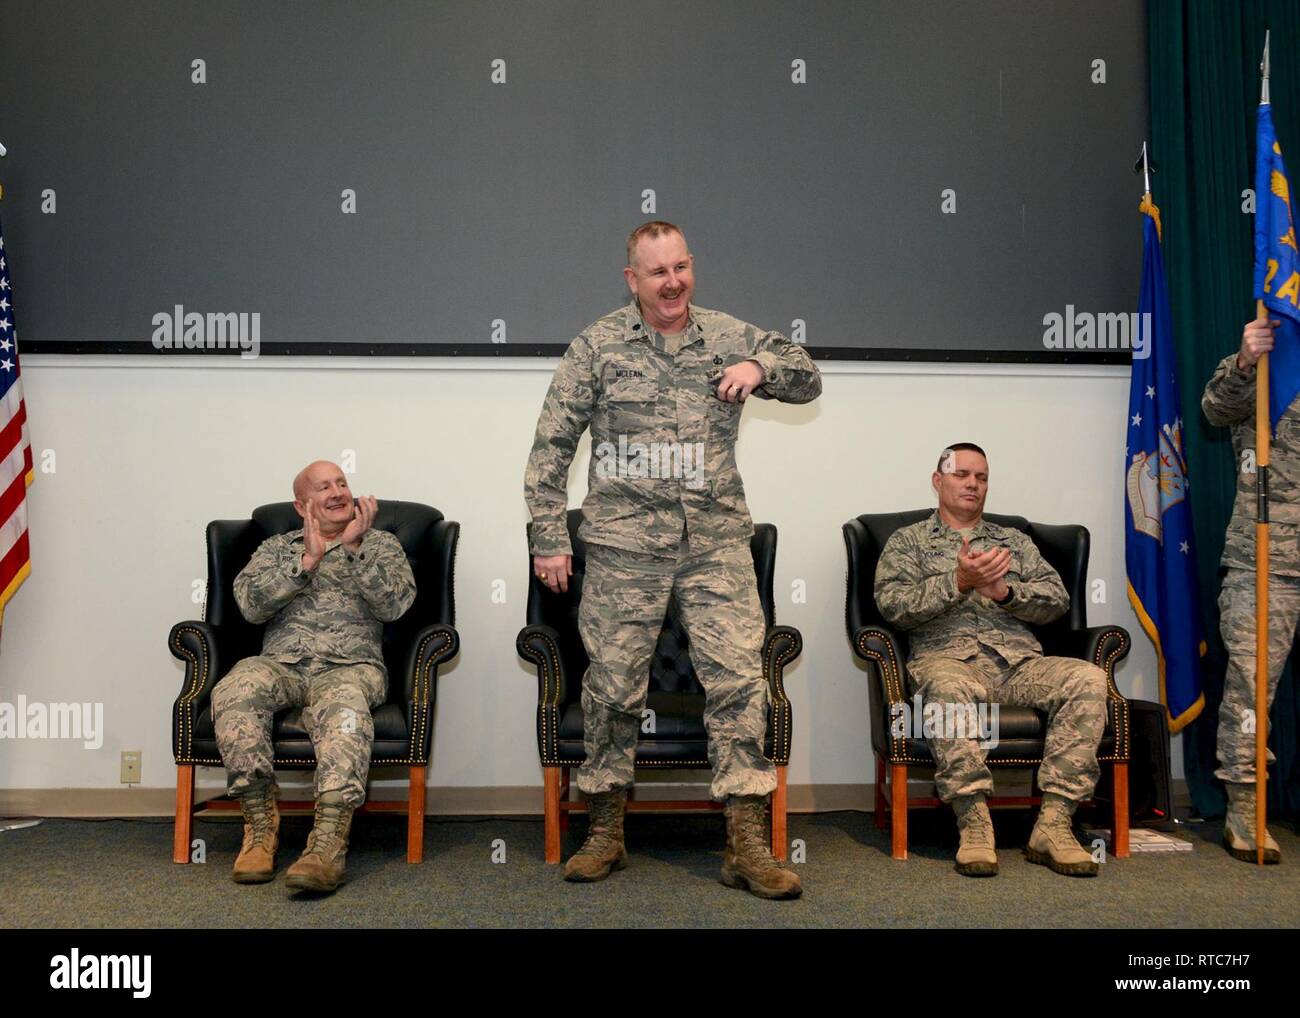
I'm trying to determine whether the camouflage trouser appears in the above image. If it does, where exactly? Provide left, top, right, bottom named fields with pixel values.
left=907, top=650, right=1107, bottom=803
left=576, top=538, right=774, bottom=800
left=1216, top=567, right=1300, bottom=783
left=212, top=656, right=386, bottom=808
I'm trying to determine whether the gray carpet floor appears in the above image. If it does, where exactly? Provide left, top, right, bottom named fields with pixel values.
left=2, top=810, right=1297, bottom=928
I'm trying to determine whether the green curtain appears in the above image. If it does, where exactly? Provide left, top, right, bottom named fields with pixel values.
left=1149, top=0, right=1300, bottom=818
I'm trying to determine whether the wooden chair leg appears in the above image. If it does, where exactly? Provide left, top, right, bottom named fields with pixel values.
left=771, top=765, right=788, bottom=861
left=1112, top=761, right=1130, bottom=859
left=407, top=765, right=426, bottom=864
left=172, top=764, right=194, bottom=864
left=558, top=768, right=570, bottom=834
left=544, top=766, right=562, bottom=864
left=874, top=754, right=887, bottom=829
left=890, top=763, right=908, bottom=860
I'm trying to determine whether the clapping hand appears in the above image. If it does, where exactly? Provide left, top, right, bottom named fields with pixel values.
left=301, top=502, right=327, bottom=573
left=340, top=495, right=378, bottom=552
left=955, top=538, right=1011, bottom=601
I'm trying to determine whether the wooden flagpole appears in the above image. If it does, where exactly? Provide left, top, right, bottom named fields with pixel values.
left=1253, top=33, right=1271, bottom=866
left=1255, top=300, right=1270, bottom=867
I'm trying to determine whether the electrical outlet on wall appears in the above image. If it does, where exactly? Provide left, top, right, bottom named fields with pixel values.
left=120, top=750, right=141, bottom=785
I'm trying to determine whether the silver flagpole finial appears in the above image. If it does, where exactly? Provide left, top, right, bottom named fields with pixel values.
left=1261, top=29, right=1271, bottom=105
left=1132, top=142, right=1155, bottom=196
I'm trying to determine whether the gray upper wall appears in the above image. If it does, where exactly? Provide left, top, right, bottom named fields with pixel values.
left=0, top=0, right=1147, bottom=356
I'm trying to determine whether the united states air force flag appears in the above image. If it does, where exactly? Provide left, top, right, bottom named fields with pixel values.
left=1255, top=101, right=1300, bottom=432
left=1125, top=194, right=1205, bottom=731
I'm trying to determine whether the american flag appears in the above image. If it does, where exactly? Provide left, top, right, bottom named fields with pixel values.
left=0, top=212, right=32, bottom=630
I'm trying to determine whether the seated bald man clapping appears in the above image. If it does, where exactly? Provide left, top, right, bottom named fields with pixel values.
left=212, top=461, right=415, bottom=893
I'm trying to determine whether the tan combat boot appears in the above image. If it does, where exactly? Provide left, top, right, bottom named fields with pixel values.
left=563, top=790, right=628, bottom=882
left=1223, top=782, right=1281, bottom=864
left=952, top=794, right=998, bottom=876
left=285, top=791, right=354, bottom=893
left=231, top=791, right=279, bottom=884
left=720, top=795, right=802, bottom=900
left=1026, top=792, right=1099, bottom=876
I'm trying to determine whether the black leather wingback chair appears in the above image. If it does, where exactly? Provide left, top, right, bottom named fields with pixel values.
left=169, top=500, right=459, bottom=864
left=517, top=510, right=801, bottom=864
left=843, top=510, right=1132, bottom=859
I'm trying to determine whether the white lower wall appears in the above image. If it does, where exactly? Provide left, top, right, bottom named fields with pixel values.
left=0, top=355, right=1176, bottom=801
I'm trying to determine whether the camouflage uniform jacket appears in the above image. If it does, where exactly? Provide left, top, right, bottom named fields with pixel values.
left=1202, top=352, right=1300, bottom=576
left=524, top=301, right=822, bottom=558
left=233, top=528, right=417, bottom=671
left=874, top=510, right=1070, bottom=668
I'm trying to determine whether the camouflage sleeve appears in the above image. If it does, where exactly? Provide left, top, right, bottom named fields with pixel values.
left=874, top=528, right=962, bottom=630
left=1202, top=352, right=1255, bottom=428
left=347, top=530, right=417, bottom=622
left=999, top=534, right=1069, bottom=625
left=524, top=332, right=597, bottom=556
left=746, top=331, right=822, bottom=405
left=233, top=533, right=312, bottom=625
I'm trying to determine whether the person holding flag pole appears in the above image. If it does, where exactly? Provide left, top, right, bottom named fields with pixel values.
left=1201, top=32, right=1300, bottom=865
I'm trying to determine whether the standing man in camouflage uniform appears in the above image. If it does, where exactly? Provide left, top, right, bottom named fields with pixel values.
left=213, top=460, right=416, bottom=892
left=524, top=221, right=821, bottom=899
left=874, top=444, right=1108, bottom=877
left=1201, top=316, right=1291, bottom=864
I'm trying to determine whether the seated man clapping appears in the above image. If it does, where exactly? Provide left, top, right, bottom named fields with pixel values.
left=874, top=444, right=1108, bottom=878
left=212, top=460, right=415, bottom=892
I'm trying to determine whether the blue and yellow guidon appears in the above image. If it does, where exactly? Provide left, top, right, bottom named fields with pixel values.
left=1255, top=104, right=1300, bottom=432
left=1259, top=141, right=1300, bottom=305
